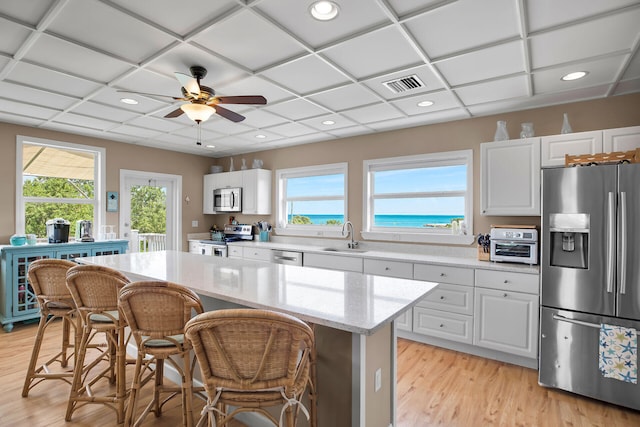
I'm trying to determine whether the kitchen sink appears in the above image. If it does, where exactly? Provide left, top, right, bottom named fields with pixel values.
left=320, top=247, right=368, bottom=253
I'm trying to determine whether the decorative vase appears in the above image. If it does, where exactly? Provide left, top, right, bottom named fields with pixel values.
left=561, top=113, right=572, bottom=134
left=229, top=157, right=234, bottom=172
left=520, top=123, right=534, bottom=139
left=494, top=120, right=509, bottom=141
left=241, top=158, right=247, bottom=170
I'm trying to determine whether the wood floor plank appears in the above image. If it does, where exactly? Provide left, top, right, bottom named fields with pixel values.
left=3, top=320, right=640, bottom=426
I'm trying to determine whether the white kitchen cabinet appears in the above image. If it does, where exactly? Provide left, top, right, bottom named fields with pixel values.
left=603, top=126, right=640, bottom=152
left=363, top=258, right=413, bottom=279
left=303, top=252, right=363, bottom=272
left=480, top=138, right=541, bottom=216
left=413, top=307, right=473, bottom=344
left=203, top=169, right=271, bottom=215
left=227, top=245, right=243, bottom=259
left=241, top=169, right=271, bottom=215
left=541, top=130, right=603, bottom=167
left=473, top=269, right=539, bottom=359
left=242, top=247, right=272, bottom=262
left=188, top=240, right=201, bottom=254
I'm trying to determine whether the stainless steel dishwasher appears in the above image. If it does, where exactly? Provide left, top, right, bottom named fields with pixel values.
left=271, top=250, right=303, bottom=266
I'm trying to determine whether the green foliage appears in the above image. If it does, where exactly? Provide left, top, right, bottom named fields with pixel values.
left=23, top=177, right=94, bottom=238
left=130, top=185, right=166, bottom=233
left=290, top=215, right=311, bottom=224
left=325, top=219, right=343, bottom=225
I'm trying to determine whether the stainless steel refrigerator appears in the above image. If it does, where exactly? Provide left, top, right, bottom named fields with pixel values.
left=539, top=163, right=640, bottom=410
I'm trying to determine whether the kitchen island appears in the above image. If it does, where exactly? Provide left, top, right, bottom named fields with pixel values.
left=77, top=250, right=437, bottom=427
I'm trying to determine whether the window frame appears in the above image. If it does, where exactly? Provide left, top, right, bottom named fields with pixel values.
left=362, top=150, right=474, bottom=245
left=16, top=135, right=106, bottom=236
left=275, top=162, right=348, bottom=238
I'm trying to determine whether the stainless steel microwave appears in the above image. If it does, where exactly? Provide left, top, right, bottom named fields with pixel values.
left=213, top=187, right=242, bottom=213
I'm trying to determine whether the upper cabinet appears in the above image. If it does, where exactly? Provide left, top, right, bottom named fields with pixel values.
left=541, top=126, right=640, bottom=167
left=540, top=130, right=603, bottom=167
left=203, top=169, right=271, bottom=215
left=480, top=138, right=541, bottom=216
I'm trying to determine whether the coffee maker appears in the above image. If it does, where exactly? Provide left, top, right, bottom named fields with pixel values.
left=75, top=220, right=94, bottom=242
left=46, top=218, right=70, bottom=243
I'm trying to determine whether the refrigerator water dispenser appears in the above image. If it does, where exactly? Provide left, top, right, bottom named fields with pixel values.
left=549, top=213, right=589, bottom=269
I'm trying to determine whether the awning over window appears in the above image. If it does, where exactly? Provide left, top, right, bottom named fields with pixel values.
left=23, top=145, right=95, bottom=180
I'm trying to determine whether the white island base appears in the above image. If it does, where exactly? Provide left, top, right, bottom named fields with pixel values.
left=78, top=251, right=436, bottom=427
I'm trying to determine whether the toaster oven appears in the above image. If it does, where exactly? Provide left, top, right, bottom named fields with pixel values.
left=490, top=227, right=538, bottom=265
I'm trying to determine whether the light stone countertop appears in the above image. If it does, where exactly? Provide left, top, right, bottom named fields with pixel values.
left=78, top=250, right=437, bottom=335
left=226, top=240, right=540, bottom=275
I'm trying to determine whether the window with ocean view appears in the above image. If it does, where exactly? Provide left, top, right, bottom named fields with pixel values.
left=275, top=163, right=348, bottom=236
left=363, top=150, right=473, bottom=244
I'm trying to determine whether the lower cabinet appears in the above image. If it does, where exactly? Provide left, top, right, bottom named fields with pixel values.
left=242, top=247, right=272, bottom=262
left=303, top=252, right=363, bottom=272
left=0, top=240, right=129, bottom=332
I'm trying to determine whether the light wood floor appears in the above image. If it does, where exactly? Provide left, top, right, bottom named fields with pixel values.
left=2, top=320, right=639, bottom=426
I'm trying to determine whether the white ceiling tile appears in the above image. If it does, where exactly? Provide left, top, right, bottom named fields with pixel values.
left=327, top=125, right=373, bottom=138
left=0, top=111, right=45, bottom=127
left=22, top=34, right=132, bottom=82
left=263, top=98, right=328, bottom=121
left=261, top=55, right=351, bottom=95
left=614, top=78, right=640, bottom=95
left=322, top=27, right=423, bottom=79
left=307, top=84, right=380, bottom=111
left=193, top=10, right=305, bottom=71
left=367, top=111, right=468, bottom=132
left=236, top=130, right=285, bottom=143
left=533, top=55, right=628, bottom=95
left=114, top=69, right=180, bottom=99
left=127, top=115, right=188, bottom=133
left=390, top=90, right=462, bottom=115
left=256, top=0, right=390, bottom=48
left=53, top=112, right=120, bottom=130
left=386, top=0, right=449, bottom=18
left=0, top=81, right=78, bottom=110
left=623, top=50, right=640, bottom=80
left=526, top=0, right=640, bottom=32
left=341, top=103, right=404, bottom=124
left=109, top=124, right=164, bottom=139
left=454, top=75, right=529, bottom=105
left=238, top=109, right=288, bottom=128
left=407, top=0, right=520, bottom=59
left=215, top=76, right=294, bottom=105
left=435, top=40, right=525, bottom=86
left=200, top=116, right=253, bottom=135
left=530, top=9, right=640, bottom=69
left=48, top=0, right=176, bottom=63
left=71, top=101, right=139, bottom=123
left=262, top=122, right=316, bottom=138
left=0, top=19, right=32, bottom=55
left=91, top=87, right=170, bottom=115
left=0, top=98, right=59, bottom=119
left=298, top=113, right=358, bottom=131
left=7, top=62, right=103, bottom=98
left=0, top=0, right=57, bottom=26
left=362, top=65, right=445, bottom=99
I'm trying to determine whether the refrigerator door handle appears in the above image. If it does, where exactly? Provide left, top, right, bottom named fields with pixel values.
left=552, top=313, right=600, bottom=329
left=606, top=192, right=615, bottom=294
left=619, top=191, right=627, bottom=295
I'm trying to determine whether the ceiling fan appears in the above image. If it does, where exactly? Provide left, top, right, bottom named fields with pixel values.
left=118, top=65, right=267, bottom=123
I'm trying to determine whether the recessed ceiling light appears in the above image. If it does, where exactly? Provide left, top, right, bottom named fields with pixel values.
left=322, top=120, right=335, bottom=125
left=561, top=71, right=588, bottom=81
left=310, top=1, right=339, bottom=21
left=255, top=134, right=267, bottom=139
left=417, top=100, right=434, bottom=107
left=205, top=145, right=215, bottom=149
left=120, top=98, right=138, bottom=105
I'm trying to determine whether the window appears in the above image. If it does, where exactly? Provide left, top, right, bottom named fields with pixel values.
left=275, top=163, right=348, bottom=237
left=363, top=150, right=473, bottom=244
left=16, top=136, right=105, bottom=239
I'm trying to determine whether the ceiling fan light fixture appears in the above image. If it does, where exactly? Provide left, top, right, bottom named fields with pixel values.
left=180, top=103, right=215, bottom=122
left=310, top=1, right=339, bottom=21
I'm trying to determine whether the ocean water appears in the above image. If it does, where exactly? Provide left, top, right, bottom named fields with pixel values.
left=287, top=214, right=461, bottom=227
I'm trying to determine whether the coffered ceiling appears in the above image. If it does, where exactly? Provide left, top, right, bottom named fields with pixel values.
left=1, top=0, right=638, bottom=157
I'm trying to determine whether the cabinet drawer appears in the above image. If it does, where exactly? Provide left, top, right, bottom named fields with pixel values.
left=304, top=253, right=363, bottom=272
left=395, top=309, right=412, bottom=332
left=227, top=246, right=242, bottom=258
left=475, top=269, right=539, bottom=294
left=413, top=263, right=474, bottom=286
left=364, top=259, right=413, bottom=279
left=413, top=307, right=472, bottom=344
left=416, top=283, right=473, bottom=315
left=242, top=247, right=272, bottom=261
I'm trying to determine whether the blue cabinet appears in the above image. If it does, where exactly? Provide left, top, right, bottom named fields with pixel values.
left=0, top=240, right=128, bottom=332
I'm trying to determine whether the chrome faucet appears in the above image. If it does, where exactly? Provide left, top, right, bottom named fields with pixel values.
left=341, top=221, right=358, bottom=249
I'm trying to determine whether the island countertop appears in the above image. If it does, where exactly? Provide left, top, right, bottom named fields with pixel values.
left=77, top=250, right=437, bottom=335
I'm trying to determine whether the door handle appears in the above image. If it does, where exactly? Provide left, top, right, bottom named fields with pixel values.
left=606, top=192, right=615, bottom=294
left=620, top=191, right=627, bottom=295
left=552, top=314, right=600, bottom=329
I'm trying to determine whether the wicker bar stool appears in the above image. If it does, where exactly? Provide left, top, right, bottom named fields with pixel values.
left=185, top=309, right=315, bottom=427
left=118, top=280, right=205, bottom=427
left=22, top=259, right=79, bottom=397
left=64, top=264, right=131, bottom=423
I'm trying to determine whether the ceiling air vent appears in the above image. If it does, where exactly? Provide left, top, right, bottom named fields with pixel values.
left=382, top=75, right=424, bottom=94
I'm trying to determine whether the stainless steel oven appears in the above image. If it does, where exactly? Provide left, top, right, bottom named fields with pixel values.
left=490, top=227, right=538, bottom=265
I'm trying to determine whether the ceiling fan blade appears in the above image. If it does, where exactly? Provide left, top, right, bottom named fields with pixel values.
left=214, top=95, right=267, bottom=105
left=174, top=72, right=200, bottom=97
left=117, top=90, right=183, bottom=100
left=214, top=105, right=245, bottom=122
left=164, top=107, right=184, bottom=118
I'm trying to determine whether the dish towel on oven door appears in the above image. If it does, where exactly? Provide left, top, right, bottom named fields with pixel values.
left=598, top=324, right=638, bottom=384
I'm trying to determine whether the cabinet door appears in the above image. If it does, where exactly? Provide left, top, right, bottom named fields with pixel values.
left=203, top=174, right=217, bottom=214
left=395, top=309, right=412, bottom=332
left=12, top=250, right=53, bottom=317
left=363, top=258, right=413, bottom=279
left=413, top=307, right=473, bottom=344
left=416, top=283, right=473, bottom=315
left=227, top=245, right=243, bottom=259
left=603, top=126, right=640, bottom=152
left=56, top=247, right=91, bottom=260
left=473, top=287, right=538, bottom=358
left=540, top=130, right=603, bottom=167
left=242, top=247, right=272, bottom=261
left=304, top=252, right=363, bottom=272
left=480, top=138, right=541, bottom=215
left=242, top=169, right=271, bottom=215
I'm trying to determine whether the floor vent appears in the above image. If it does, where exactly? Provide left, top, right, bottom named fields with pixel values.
left=382, top=75, right=424, bottom=94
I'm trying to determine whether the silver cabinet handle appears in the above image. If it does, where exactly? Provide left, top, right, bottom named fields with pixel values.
left=606, top=192, right=615, bottom=294
left=620, top=191, right=627, bottom=295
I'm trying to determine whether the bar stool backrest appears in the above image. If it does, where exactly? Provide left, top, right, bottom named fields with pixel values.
left=28, top=259, right=77, bottom=307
